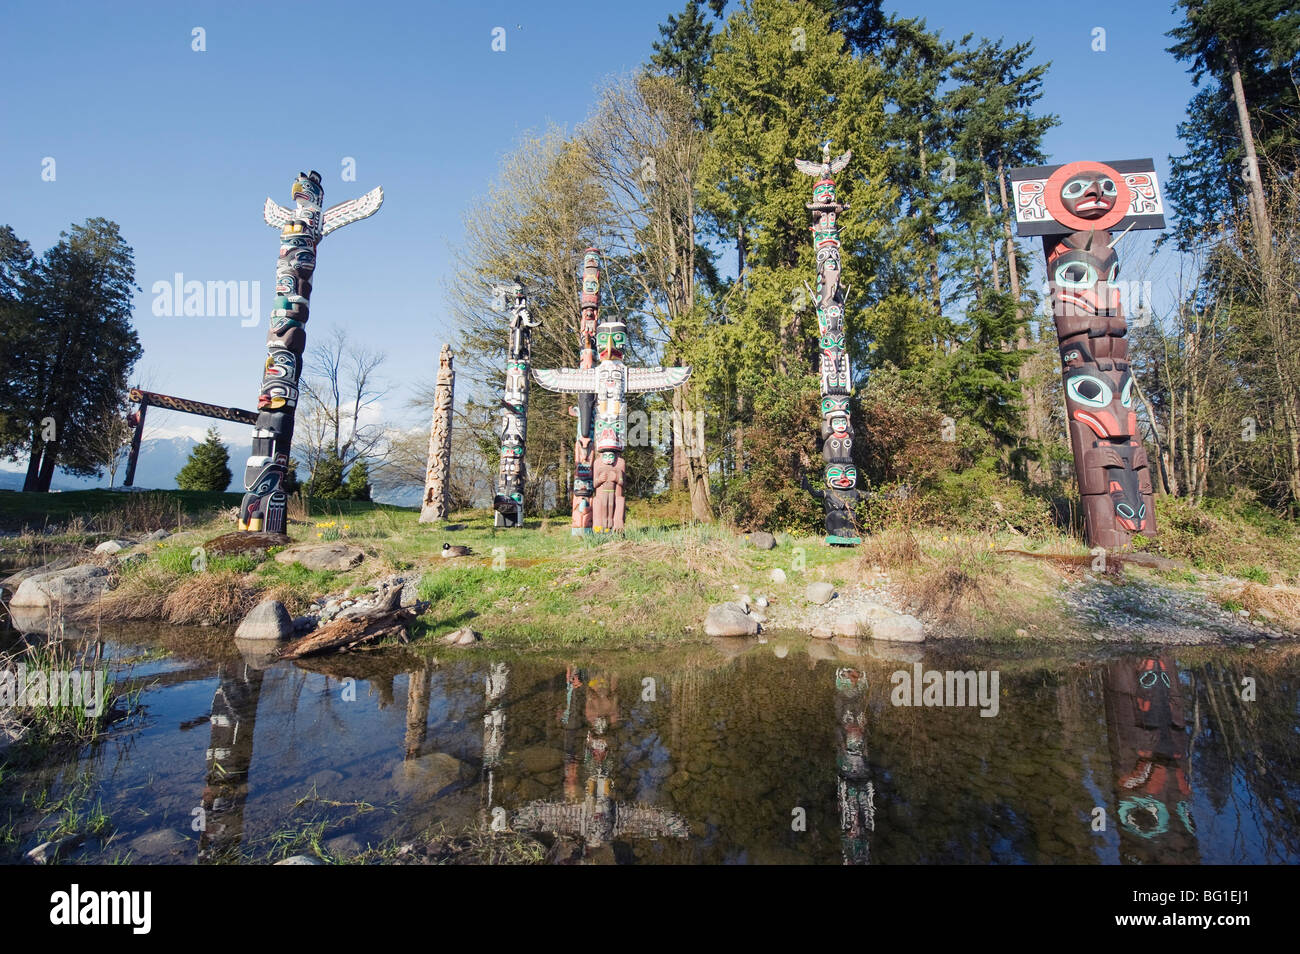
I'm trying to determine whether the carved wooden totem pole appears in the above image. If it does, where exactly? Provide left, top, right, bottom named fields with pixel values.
left=493, top=286, right=537, bottom=527
left=1009, top=159, right=1165, bottom=549
left=533, top=249, right=690, bottom=534
left=419, top=343, right=456, bottom=523
left=796, top=145, right=860, bottom=546
left=237, top=170, right=383, bottom=533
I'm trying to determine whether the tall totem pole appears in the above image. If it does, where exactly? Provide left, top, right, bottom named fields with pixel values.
left=419, top=343, right=456, bottom=523
left=533, top=249, right=691, bottom=534
left=237, top=170, right=383, bottom=533
left=796, top=144, right=860, bottom=546
left=1009, top=159, right=1165, bottom=549
left=493, top=286, right=538, bottom=527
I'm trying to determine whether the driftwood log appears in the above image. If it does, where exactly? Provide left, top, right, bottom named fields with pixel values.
left=274, top=585, right=414, bottom=660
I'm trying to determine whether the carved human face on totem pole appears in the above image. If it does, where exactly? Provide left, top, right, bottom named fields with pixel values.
left=1009, top=158, right=1166, bottom=550
left=494, top=293, right=531, bottom=526
left=1104, top=656, right=1197, bottom=862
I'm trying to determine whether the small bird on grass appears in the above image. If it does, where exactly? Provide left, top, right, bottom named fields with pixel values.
left=442, top=542, right=473, bottom=558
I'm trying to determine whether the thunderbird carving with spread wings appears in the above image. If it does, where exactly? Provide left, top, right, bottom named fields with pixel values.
left=262, top=186, right=384, bottom=236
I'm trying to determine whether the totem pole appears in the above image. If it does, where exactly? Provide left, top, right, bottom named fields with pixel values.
left=493, top=286, right=538, bottom=527
left=796, top=144, right=860, bottom=546
left=236, top=171, right=383, bottom=533
left=1009, top=159, right=1165, bottom=549
left=419, top=344, right=456, bottom=523
left=533, top=249, right=690, bottom=534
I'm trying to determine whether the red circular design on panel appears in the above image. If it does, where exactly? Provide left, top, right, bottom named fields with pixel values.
left=1043, top=161, right=1131, bottom=232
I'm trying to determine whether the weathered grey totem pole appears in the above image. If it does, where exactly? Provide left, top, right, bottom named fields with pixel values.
left=533, top=249, right=691, bottom=534
left=493, top=286, right=538, bottom=527
left=1009, top=159, right=1165, bottom=549
left=796, top=145, right=860, bottom=546
left=419, top=343, right=456, bottom=523
left=236, top=170, right=383, bottom=533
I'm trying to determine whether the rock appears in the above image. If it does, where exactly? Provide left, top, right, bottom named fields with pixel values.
left=94, top=539, right=134, bottom=554
left=275, top=542, right=365, bottom=572
left=291, top=615, right=317, bottom=633
left=275, top=854, right=324, bottom=865
left=9, top=564, right=110, bottom=609
left=307, top=769, right=344, bottom=788
left=26, top=834, right=83, bottom=864
left=704, top=602, right=759, bottom=637
left=441, top=627, right=480, bottom=646
left=770, top=568, right=787, bottom=584
left=748, top=531, right=777, bottom=550
left=116, top=551, right=148, bottom=567
left=325, top=833, right=364, bottom=856
left=810, top=624, right=833, bottom=639
left=128, top=828, right=190, bottom=857
left=857, top=603, right=895, bottom=623
left=748, top=610, right=768, bottom=624
left=393, top=752, right=466, bottom=796
left=1, top=556, right=76, bottom=596
left=805, top=582, right=835, bottom=605
left=234, top=600, right=294, bottom=641
left=772, top=645, right=789, bottom=658
left=143, top=528, right=171, bottom=542
left=870, top=614, right=926, bottom=643
left=831, top=616, right=860, bottom=637
left=203, top=531, right=291, bottom=556
left=755, top=595, right=769, bottom=608
left=399, top=580, right=422, bottom=607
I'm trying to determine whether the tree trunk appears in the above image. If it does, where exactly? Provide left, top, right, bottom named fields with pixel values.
left=1227, top=46, right=1272, bottom=259
left=23, top=435, right=43, bottom=492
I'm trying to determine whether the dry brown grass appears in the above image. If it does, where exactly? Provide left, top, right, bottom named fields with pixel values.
left=160, top=571, right=258, bottom=624
left=1218, top=581, right=1300, bottom=632
left=855, top=527, right=922, bottom=570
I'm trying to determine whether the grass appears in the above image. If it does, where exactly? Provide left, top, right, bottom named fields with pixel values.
left=6, top=486, right=1300, bottom=648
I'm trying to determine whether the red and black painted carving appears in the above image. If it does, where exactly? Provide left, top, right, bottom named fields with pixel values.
left=1010, top=159, right=1165, bottom=549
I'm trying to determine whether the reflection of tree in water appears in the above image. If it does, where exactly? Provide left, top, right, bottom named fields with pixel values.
left=1104, top=656, right=1199, bottom=864
left=198, top=662, right=264, bottom=864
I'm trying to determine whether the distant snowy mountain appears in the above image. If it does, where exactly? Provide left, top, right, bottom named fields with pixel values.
left=0, top=435, right=233, bottom=492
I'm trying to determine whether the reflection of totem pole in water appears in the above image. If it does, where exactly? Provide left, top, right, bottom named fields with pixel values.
left=533, top=250, right=691, bottom=534
left=512, top=666, right=688, bottom=851
left=237, top=171, right=383, bottom=532
left=493, top=287, right=537, bottom=528
left=480, top=663, right=509, bottom=826
left=419, top=345, right=456, bottom=523
left=835, top=667, right=874, bottom=864
left=1104, top=656, right=1199, bottom=863
left=1009, top=160, right=1166, bottom=548
left=404, top=663, right=432, bottom=760
left=198, top=663, right=265, bottom=863
left=796, top=145, right=860, bottom=546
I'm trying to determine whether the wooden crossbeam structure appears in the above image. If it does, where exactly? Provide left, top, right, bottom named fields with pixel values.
left=124, top=387, right=257, bottom=487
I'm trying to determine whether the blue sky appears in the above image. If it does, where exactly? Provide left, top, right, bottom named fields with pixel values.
left=1, top=0, right=1195, bottom=455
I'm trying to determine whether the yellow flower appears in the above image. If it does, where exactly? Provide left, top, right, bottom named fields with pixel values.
left=317, top=532, right=323, bottom=538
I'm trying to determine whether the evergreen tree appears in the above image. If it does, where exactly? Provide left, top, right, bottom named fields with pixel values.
left=4, top=219, right=142, bottom=491
left=282, top=457, right=301, bottom=495
left=307, top=451, right=345, bottom=499
left=344, top=459, right=372, bottom=501
left=176, top=427, right=232, bottom=492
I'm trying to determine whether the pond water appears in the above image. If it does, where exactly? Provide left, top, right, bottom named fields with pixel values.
left=2, top=622, right=1297, bottom=864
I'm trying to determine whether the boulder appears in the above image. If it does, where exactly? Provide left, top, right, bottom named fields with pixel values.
left=805, top=582, right=836, bottom=605
left=704, top=602, right=759, bottom=637
left=770, top=568, right=787, bottom=584
left=94, top=539, right=134, bottom=554
left=747, top=531, right=777, bottom=550
left=274, top=854, right=324, bottom=865
left=9, top=564, right=110, bottom=609
left=143, top=528, right=171, bottom=542
left=870, top=613, right=926, bottom=643
left=234, top=600, right=295, bottom=641
left=274, top=542, right=365, bottom=572
left=830, top=616, right=860, bottom=637
left=442, top=627, right=480, bottom=646
left=1, top=556, right=75, bottom=596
